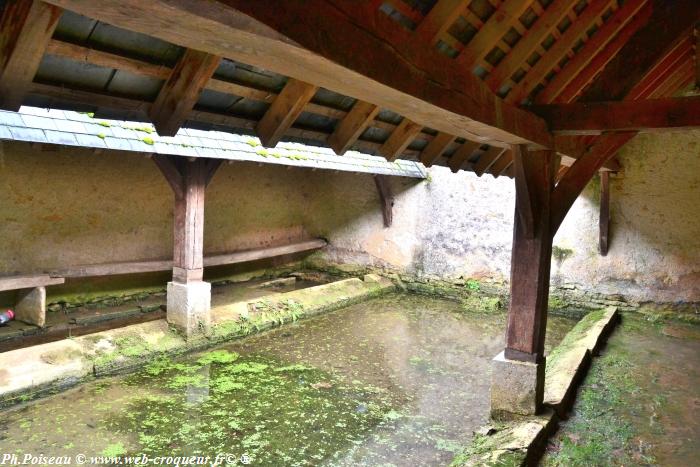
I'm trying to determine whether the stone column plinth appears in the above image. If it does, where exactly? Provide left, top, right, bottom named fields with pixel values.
left=490, top=351, right=545, bottom=420
left=15, top=286, right=47, bottom=327
left=166, top=281, right=211, bottom=337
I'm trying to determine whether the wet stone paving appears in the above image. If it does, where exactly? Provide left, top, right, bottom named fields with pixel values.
left=0, top=293, right=575, bottom=466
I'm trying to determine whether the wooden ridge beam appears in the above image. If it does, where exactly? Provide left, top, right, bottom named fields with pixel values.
left=379, top=117, right=423, bottom=162
left=535, top=0, right=650, bottom=104
left=533, top=96, right=700, bottom=134
left=328, top=100, right=379, bottom=155
left=448, top=140, right=481, bottom=173
left=0, top=0, right=62, bottom=110
left=149, top=48, right=221, bottom=136
left=419, top=131, right=455, bottom=167
left=43, top=0, right=553, bottom=149
left=257, top=78, right=318, bottom=147
left=415, top=0, right=469, bottom=45
left=506, top=0, right=610, bottom=104
left=485, top=0, right=575, bottom=92
left=455, top=0, right=532, bottom=70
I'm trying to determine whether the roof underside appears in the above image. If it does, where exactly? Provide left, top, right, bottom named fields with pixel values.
left=0, top=0, right=697, bottom=180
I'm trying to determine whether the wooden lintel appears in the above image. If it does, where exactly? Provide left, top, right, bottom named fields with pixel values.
left=0, top=0, right=62, bottom=111
left=599, top=171, right=610, bottom=256
left=328, top=100, right=379, bottom=155
left=379, top=118, right=422, bottom=162
left=473, top=145, right=506, bottom=177
left=419, top=131, right=455, bottom=167
left=531, top=97, right=700, bottom=134
left=257, top=78, right=318, bottom=148
left=149, top=48, right=221, bottom=137
left=448, top=140, right=481, bottom=173
left=373, top=175, right=394, bottom=228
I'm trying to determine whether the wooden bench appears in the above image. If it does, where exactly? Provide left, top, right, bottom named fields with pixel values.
left=0, top=275, right=65, bottom=327
left=2, top=239, right=326, bottom=327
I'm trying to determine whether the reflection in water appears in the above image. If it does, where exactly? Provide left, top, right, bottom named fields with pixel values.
left=0, top=293, right=575, bottom=466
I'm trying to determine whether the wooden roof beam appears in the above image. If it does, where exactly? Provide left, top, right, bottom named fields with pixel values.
left=456, top=0, right=533, bottom=70
left=43, top=0, right=553, bottom=149
left=506, top=0, right=611, bottom=104
left=448, top=140, right=481, bottom=173
left=473, top=145, right=507, bottom=177
left=257, top=78, right=318, bottom=148
left=378, top=117, right=423, bottom=162
left=532, top=96, right=700, bottom=134
left=149, top=48, right=221, bottom=136
left=535, top=0, right=650, bottom=104
left=0, top=0, right=62, bottom=111
left=415, top=0, right=469, bottom=45
left=328, top=100, right=379, bottom=155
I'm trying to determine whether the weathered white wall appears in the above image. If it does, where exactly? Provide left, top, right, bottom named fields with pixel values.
left=1, top=129, right=698, bottom=304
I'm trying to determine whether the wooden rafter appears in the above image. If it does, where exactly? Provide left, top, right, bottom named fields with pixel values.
left=328, top=100, right=379, bottom=155
left=379, top=117, right=423, bottom=162
left=42, top=0, right=553, bottom=149
left=455, top=0, right=532, bottom=70
left=414, top=0, right=469, bottom=45
left=149, top=48, right=221, bottom=136
left=0, top=0, right=62, bottom=111
left=488, top=149, right=514, bottom=178
left=257, top=78, right=318, bottom=147
left=419, top=132, right=455, bottom=167
left=485, top=0, right=575, bottom=92
left=532, top=97, right=700, bottom=134
left=535, top=0, right=650, bottom=104
left=448, top=140, right=481, bottom=173
left=506, top=0, right=610, bottom=104
left=473, top=145, right=506, bottom=177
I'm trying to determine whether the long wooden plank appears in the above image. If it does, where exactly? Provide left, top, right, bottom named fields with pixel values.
left=485, top=0, right=573, bottom=91
left=448, top=140, right=481, bottom=172
left=49, top=240, right=327, bottom=277
left=506, top=0, right=610, bottom=104
left=0, top=275, right=64, bottom=292
left=43, top=0, right=553, bottom=149
left=456, top=0, right=532, bottom=70
left=379, top=118, right=423, bottom=162
left=257, top=78, right=318, bottom=147
left=419, top=131, right=455, bottom=167
left=328, top=100, right=379, bottom=155
left=149, top=48, right=221, bottom=136
left=0, top=0, right=62, bottom=110
left=415, top=0, right=469, bottom=45
left=535, top=0, right=649, bottom=104
left=531, top=97, right=700, bottom=134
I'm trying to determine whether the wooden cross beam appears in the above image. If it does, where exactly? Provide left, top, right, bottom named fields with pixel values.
left=531, top=96, right=700, bottom=134
left=0, top=0, right=62, bottom=111
left=149, top=48, right=221, bottom=136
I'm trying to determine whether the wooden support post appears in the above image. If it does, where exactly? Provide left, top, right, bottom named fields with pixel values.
left=373, top=175, right=393, bottom=227
left=599, top=171, right=610, bottom=256
left=505, top=148, right=557, bottom=363
left=0, top=0, right=62, bottom=110
left=153, top=156, right=221, bottom=283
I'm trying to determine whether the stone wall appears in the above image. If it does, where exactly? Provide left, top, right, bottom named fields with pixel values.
left=1, top=129, right=698, bottom=310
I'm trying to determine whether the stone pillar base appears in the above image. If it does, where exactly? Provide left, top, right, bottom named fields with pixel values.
left=490, top=351, right=545, bottom=420
left=166, top=281, right=211, bottom=338
left=16, top=286, right=47, bottom=327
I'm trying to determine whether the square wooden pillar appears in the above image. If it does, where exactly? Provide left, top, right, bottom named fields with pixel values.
left=492, top=147, right=557, bottom=419
left=154, top=156, right=221, bottom=337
